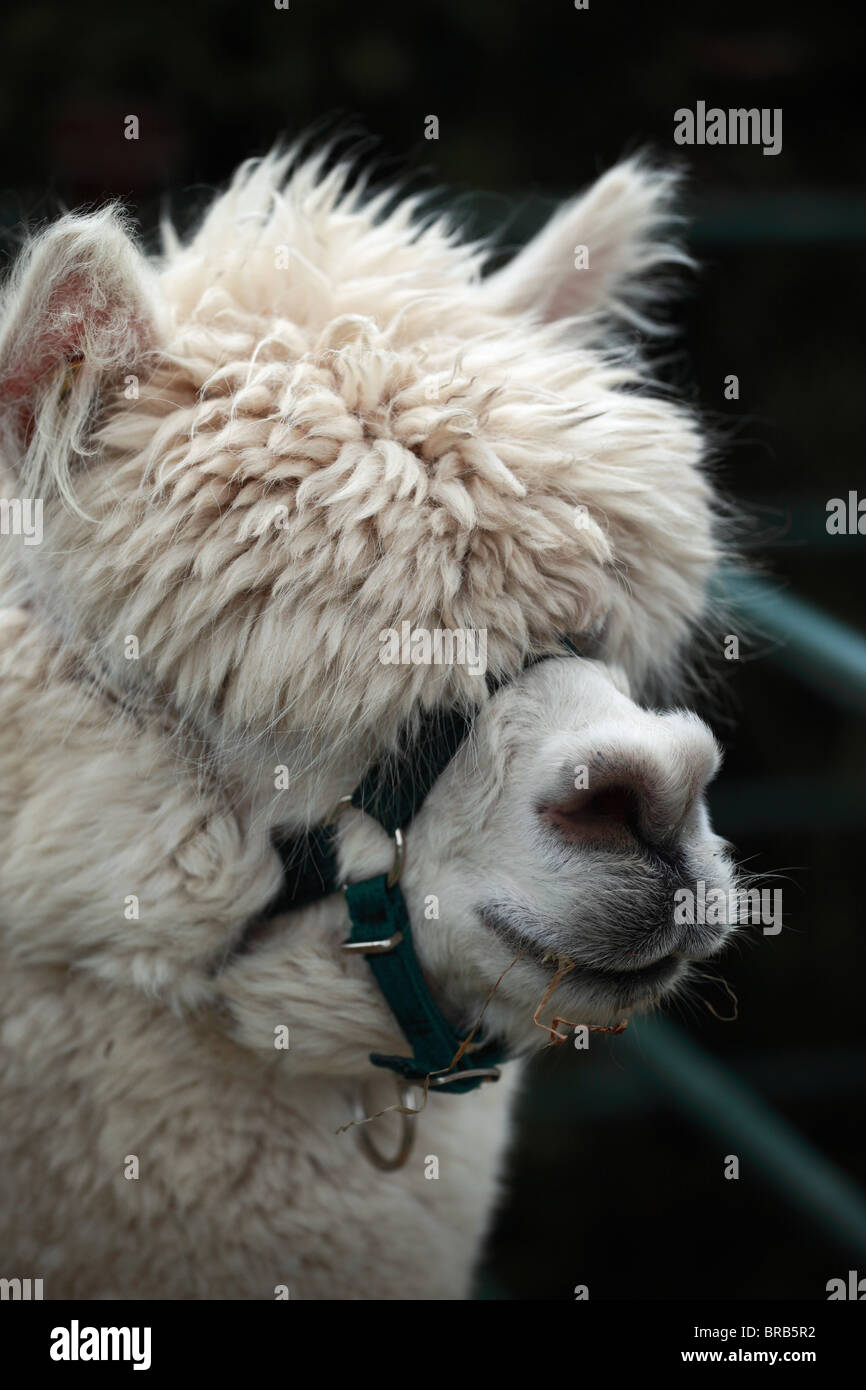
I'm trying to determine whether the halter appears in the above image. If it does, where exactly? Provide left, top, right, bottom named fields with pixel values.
left=261, top=639, right=579, bottom=1096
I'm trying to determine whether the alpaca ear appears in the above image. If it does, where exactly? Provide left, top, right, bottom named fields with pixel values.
left=481, top=159, right=690, bottom=326
left=0, top=208, right=161, bottom=506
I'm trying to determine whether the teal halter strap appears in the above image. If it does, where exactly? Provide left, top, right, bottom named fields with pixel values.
left=344, top=874, right=506, bottom=1092
left=334, top=699, right=507, bottom=1093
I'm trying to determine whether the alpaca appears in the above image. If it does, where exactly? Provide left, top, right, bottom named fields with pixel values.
left=0, top=151, right=736, bottom=1300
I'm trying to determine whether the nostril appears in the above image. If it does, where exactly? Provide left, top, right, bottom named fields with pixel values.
left=587, top=784, right=638, bottom=827
left=541, top=723, right=719, bottom=857
left=542, top=781, right=643, bottom=845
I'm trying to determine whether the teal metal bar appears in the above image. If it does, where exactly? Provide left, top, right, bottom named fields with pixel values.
left=626, top=1017, right=866, bottom=1262
left=691, top=192, right=866, bottom=245
left=745, top=496, right=866, bottom=551
left=719, top=569, right=866, bottom=715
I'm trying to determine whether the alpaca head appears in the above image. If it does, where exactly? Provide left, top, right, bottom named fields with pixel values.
left=0, top=150, right=735, bottom=1044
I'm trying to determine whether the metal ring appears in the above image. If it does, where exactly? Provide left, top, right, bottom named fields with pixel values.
left=355, top=1080, right=419, bottom=1172
left=326, top=796, right=405, bottom=888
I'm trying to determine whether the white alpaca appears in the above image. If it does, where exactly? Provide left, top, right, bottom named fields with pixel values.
left=0, top=151, right=735, bottom=1299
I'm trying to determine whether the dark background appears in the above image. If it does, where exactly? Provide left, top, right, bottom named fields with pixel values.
left=2, top=0, right=863, bottom=1300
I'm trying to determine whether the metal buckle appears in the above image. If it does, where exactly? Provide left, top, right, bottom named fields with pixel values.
left=340, top=932, right=403, bottom=955
left=427, top=1066, right=502, bottom=1088
left=330, top=796, right=406, bottom=956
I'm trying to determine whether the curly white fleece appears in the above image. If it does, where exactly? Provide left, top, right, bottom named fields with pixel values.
left=0, top=150, right=719, bottom=801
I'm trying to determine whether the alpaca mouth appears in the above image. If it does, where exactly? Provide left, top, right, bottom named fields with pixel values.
left=479, top=906, right=687, bottom=1007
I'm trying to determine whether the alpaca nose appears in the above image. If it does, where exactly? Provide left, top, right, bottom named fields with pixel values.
left=542, top=714, right=721, bottom=854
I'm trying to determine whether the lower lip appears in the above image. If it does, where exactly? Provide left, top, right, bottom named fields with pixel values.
left=480, top=909, right=682, bottom=996
left=571, top=954, right=681, bottom=993
left=581, top=952, right=678, bottom=981
left=554, top=954, right=685, bottom=1012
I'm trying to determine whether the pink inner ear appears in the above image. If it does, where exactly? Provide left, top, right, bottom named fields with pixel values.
left=0, top=335, right=83, bottom=403
left=0, top=270, right=152, bottom=447
left=0, top=272, right=93, bottom=408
